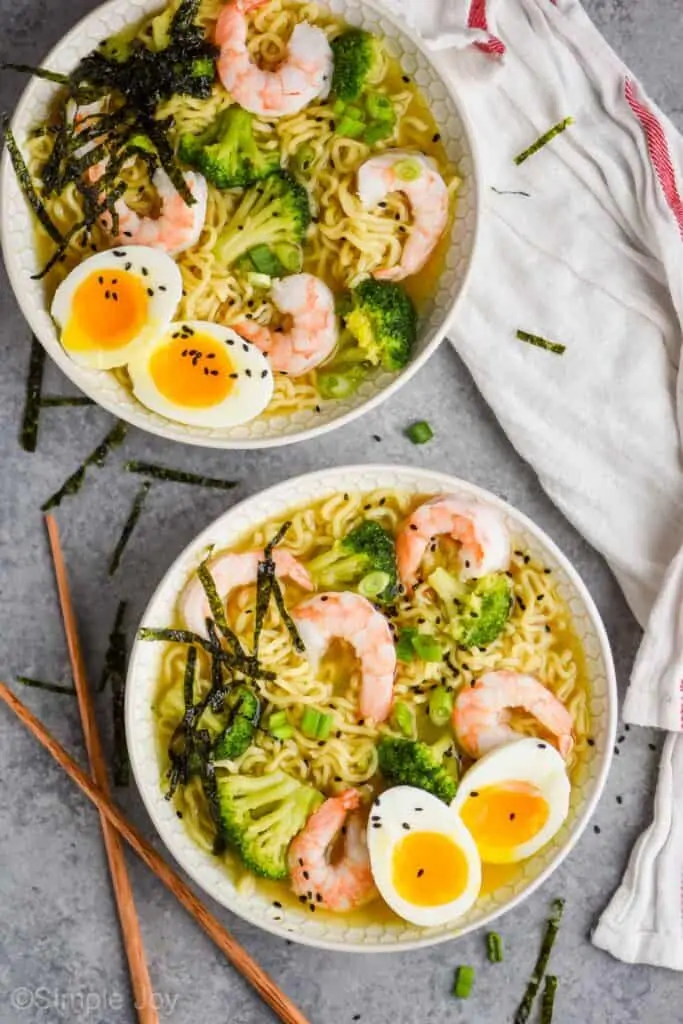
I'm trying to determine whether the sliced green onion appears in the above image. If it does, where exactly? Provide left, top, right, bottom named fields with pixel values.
left=268, top=710, right=289, bottom=730
left=358, top=570, right=392, bottom=599
left=270, top=722, right=294, bottom=741
left=273, top=241, right=304, bottom=273
left=292, top=143, right=316, bottom=175
left=337, top=115, right=366, bottom=138
left=363, top=121, right=394, bottom=145
left=406, top=420, right=433, bottom=445
left=332, top=98, right=346, bottom=115
left=366, top=93, right=394, bottom=122
left=395, top=158, right=422, bottom=182
left=540, top=975, right=558, bottom=1024
left=453, top=965, right=474, bottom=999
left=516, top=330, right=566, bottom=356
left=412, top=633, right=442, bottom=663
left=392, top=701, right=415, bottom=737
left=248, top=243, right=284, bottom=277
left=486, top=931, right=504, bottom=963
left=514, top=898, right=565, bottom=1024
left=395, top=627, right=417, bottom=662
left=301, top=706, right=332, bottom=740
left=428, top=686, right=453, bottom=727
left=514, top=117, right=573, bottom=166
left=317, top=365, right=367, bottom=400
left=246, top=272, right=272, bottom=289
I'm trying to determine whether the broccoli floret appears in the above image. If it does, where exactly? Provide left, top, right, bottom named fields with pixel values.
left=213, top=687, right=260, bottom=761
left=341, top=278, right=417, bottom=372
left=457, top=573, right=513, bottom=649
left=429, top=568, right=512, bottom=649
left=331, top=29, right=383, bottom=102
left=214, top=172, right=310, bottom=267
left=377, top=736, right=458, bottom=804
left=178, top=106, right=281, bottom=189
left=306, top=519, right=398, bottom=602
left=216, top=770, right=323, bottom=879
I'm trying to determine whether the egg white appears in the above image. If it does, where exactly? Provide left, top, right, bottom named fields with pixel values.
left=367, top=786, right=482, bottom=927
left=452, top=737, right=571, bottom=864
left=51, top=246, right=182, bottom=370
left=128, top=320, right=274, bottom=427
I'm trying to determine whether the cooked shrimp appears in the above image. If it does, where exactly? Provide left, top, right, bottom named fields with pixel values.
left=99, top=168, right=208, bottom=256
left=357, top=151, right=449, bottom=280
left=233, top=273, right=338, bottom=376
left=396, top=494, right=511, bottom=593
left=288, top=789, right=378, bottom=911
left=181, top=549, right=314, bottom=637
left=215, top=0, right=332, bottom=117
left=453, top=670, right=574, bottom=760
left=292, top=592, right=396, bottom=723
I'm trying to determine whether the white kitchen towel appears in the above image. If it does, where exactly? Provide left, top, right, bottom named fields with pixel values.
left=381, top=0, right=683, bottom=970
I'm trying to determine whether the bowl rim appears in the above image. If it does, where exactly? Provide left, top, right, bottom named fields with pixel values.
left=0, top=0, right=482, bottom=450
left=125, top=463, right=618, bottom=952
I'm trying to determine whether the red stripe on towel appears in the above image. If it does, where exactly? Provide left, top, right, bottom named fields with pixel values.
left=625, top=78, right=683, bottom=237
left=468, top=0, right=506, bottom=56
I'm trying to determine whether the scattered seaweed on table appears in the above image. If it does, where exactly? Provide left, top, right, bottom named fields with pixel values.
left=41, top=420, right=127, bottom=511
left=20, top=335, right=46, bottom=452
left=2, top=63, right=70, bottom=85
left=41, top=396, right=96, bottom=407
left=125, top=460, right=238, bottom=490
left=540, top=975, right=558, bottom=1024
left=108, top=481, right=152, bottom=576
left=514, top=117, right=573, bottom=166
left=514, top=898, right=565, bottom=1024
left=99, top=599, right=129, bottom=786
left=16, top=675, right=75, bottom=695
left=516, top=330, right=566, bottom=356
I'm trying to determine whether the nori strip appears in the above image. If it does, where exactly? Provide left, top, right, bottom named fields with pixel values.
left=41, top=396, right=95, bottom=407
left=516, top=329, right=566, bottom=356
left=257, top=522, right=304, bottom=652
left=3, top=122, right=63, bottom=245
left=41, top=420, right=127, bottom=511
left=514, top=117, right=573, bottom=166
left=125, top=460, right=237, bottom=490
left=99, top=599, right=127, bottom=691
left=108, top=480, right=152, bottom=576
left=183, top=644, right=197, bottom=712
left=540, top=975, right=558, bottom=1024
left=202, top=759, right=226, bottom=855
left=197, top=560, right=230, bottom=633
left=514, top=899, right=565, bottom=1024
left=98, top=600, right=130, bottom=785
left=2, top=62, right=71, bottom=85
left=271, top=575, right=305, bottom=653
left=16, top=675, right=75, bottom=695
left=20, top=335, right=46, bottom=452
left=138, top=626, right=274, bottom=680
left=252, top=555, right=274, bottom=659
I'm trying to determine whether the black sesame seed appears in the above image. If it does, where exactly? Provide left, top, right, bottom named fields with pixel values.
left=372, top=823, right=381, bottom=828
left=401, top=822, right=410, bottom=830
left=176, top=810, right=183, bottom=819
left=417, top=869, right=424, bottom=878
left=141, top=267, right=149, bottom=276
left=273, top=901, right=282, bottom=908
left=402, top=75, right=410, bottom=82
left=649, top=742, right=657, bottom=751
left=341, top=826, right=347, bottom=835
left=112, top=293, right=118, bottom=302
left=614, top=746, right=620, bottom=756
left=394, top=213, right=401, bottom=221
left=537, top=594, right=545, bottom=602
left=618, top=735, right=626, bottom=744
left=545, top=625, right=552, bottom=633
left=123, top=230, right=133, bottom=238
left=537, top=742, right=547, bottom=749
left=372, top=434, right=382, bottom=442
left=105, top=290, right=110, bottom=299
left=147, top=288, right=154, bottom=297
left=329, top=120, right=336, bottom=131
left=378, top=201, right=387, bottom=208
left=409, top=524, right=418, bottom=531
left=261, top=369, right=268, bottom=378
left=471, top=791, right=479, bottom=797
left=227, top=338, right=235, bottom=345
left=594, top=825, right=601, bottom=834
left=616, top=795, right=623, bottom=805
left=113, top=249, right=126, bottom=257
left=352, top=1016, right=361, bottom=1021
left=587, top=738, right=595, bottom=747
left=315, top=404, right=321, bottom=413
left=414, top=807, right=423, bottom=812
left=432, top=133, right=441, bottom=143
left=211, top=370, right=219, bottom=377
left=316, top=893, right=322, bottom=903
left=509, top=813, right=516, bottom=821
left=204, top=368, right=209, bottom=375
left=625, top=724, right=631, bottom=732
left=298, top=895, right=307, bottom=903
left=298, top=858, right=304, bottom=866
left=230, top=372, right=239, bottom=379
left=98, top=275, right=104, bottom=284
left=303, top=870, right=309, bottom=880
left=245, top=368, right=252, bottom=377
left=321, top=595, right=329, bottom=602
left=159, top=285, right=167, bottom=292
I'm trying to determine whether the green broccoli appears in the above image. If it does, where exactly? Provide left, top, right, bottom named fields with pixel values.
left=216, top=770, right=323, bottom=879
left=214, top=172, right=310, bottom=267
left=178, top=106, right=281, bottom=189
left=305, top=519, right=398, bottom=602
left=331, top=29, right=383, bottom=102
left=342, top=278, right=417, bottom=371
left=377, top=736, right=458, bottom=804
left=212, top=687, right=260, bottom=761
left=429, top=568, right=512, bottom=649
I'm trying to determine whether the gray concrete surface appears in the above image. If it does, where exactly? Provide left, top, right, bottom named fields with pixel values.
left=0, top=1, right=680, bottom=1021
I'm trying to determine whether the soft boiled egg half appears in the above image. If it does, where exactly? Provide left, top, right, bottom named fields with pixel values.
left=367, top=786, right=481, bottom=927
left=452, top=737, right=571, bottom=865
left=127, top=320, right=274, bottom=427
left=51, top=246, right=182, bottom=370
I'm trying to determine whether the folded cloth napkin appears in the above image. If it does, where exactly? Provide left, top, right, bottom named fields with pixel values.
left=380, top=0, right=683, bottom=970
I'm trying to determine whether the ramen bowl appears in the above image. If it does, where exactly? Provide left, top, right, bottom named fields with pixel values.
left=0, top=0, right=479, bottom=450
left=126, top=464, right=617, bottom=951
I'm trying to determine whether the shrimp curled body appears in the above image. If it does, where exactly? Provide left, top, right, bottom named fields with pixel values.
left=292, top=591, right=396, bottom=723
left=452, top=670, right=575, bottom=760
left=101, top=168, right=208, bottom=257
left=181, top=549, right=313, bottom=637
left=357, top=151, right=449, bottom=280
left=396, top=494, right=511, bottom=593
left=233, top=273, right=339, bottom=376
left=215, top=0, right=332, bottom=117
left=288, top=789, right=378, bottom=911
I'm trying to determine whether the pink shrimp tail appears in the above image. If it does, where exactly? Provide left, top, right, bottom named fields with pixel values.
left=338, top=789, right=361, bottom=813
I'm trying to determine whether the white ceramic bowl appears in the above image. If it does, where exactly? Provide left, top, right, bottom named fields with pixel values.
left=126, top=464, right=617, bottom=951
left=0, top=0, right=480, bottom=450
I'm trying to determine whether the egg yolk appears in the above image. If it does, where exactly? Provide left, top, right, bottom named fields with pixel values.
left=149, top=331, right=235, bottom=408
left=62, top=270, right=149, bottom=352
left=460, top=782, right=549, bottom=858
left=392, top=831, right=470, bottom=907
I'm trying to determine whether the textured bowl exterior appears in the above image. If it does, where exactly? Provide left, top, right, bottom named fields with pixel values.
left=126, top=465, right=617, bottom=952
left=0, top=0, right=480, bottom=449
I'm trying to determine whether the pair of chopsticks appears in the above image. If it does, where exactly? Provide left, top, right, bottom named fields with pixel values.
left=0, top=514, right=310, bottom=1024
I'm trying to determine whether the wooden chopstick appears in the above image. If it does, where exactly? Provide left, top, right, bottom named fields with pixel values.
left=44, top=514, right=158, bottom=1024
left=0, top=681, right=311, bottom=1024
